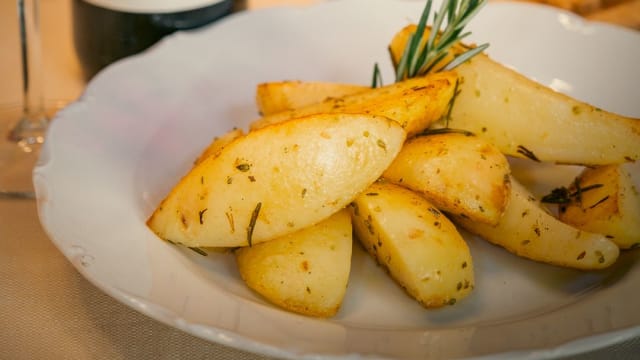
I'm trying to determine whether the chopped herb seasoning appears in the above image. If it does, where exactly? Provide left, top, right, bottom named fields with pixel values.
left=541, top=181, right=603, bottom=204
left=516, top=145, right=540, bottom=162
left=246, top=202, right=262, bottom=247
left=236, top=163, right=251, bottom=172
left=428, top=207, right=441, bottom=217
left=188, top=247, right=207, bottom=256
left=542, top=187, right=570, bottom=204
left=365, top=215, right=375, bottom=235
left=350, top=202, right=360, bottom=216
left=576, top=251, right=586, bottom=260
left=443, top=79, right=461, bottom=127
left=419, top=127, right=474, bottom=137
left=589, top=195, right=610, bottom=209
left=225, top=210, right=235, bottom=233
left=198, top=208, right=208, bottom=225
left=533, top=226, right=541, bottom=237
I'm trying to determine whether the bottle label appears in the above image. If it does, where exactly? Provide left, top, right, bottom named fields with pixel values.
left=83, top=0, right=227, bottom=13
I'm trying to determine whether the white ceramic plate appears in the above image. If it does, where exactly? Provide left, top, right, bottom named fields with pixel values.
left=35, top=0, right=640, bottom=359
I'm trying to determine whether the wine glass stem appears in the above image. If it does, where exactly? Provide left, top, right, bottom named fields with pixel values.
left=11, top=0, right=47, bottom=144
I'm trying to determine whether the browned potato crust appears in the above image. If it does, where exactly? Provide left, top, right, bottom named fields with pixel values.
left=558, top=164, right=640, bottom=249
left=383, top=132, right=511, bottom=225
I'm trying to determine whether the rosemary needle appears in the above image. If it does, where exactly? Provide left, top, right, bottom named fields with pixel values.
left=374, top=0, right=489, bottom=85
left=399, top=0, right=488, bottom=80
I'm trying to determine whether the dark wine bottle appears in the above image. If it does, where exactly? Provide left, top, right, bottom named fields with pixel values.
left=72, top=0, right=234, bottom=80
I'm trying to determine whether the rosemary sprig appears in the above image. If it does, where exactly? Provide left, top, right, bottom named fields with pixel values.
left=395, top=0, right=489, bottom=81
left=541, top=180, right=603, bottom=205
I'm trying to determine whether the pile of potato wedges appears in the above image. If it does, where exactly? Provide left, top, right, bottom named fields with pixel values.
left=146, top=24, right=640, bottom=318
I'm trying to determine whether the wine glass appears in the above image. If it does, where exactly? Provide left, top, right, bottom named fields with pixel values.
left=0, top=0, right=47, bottom=199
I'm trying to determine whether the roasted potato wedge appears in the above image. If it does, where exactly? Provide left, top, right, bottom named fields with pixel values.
left=235, top=209, right=352, bottom=317
left=147, top=113, right=406, bottom=247
left=557, top=164, right=640, bottom=249
left=383, top=132, right=511, bottom=225
left=256, top=81, right=368, bottom=116
left=193, top=127, right=245, bottom=166
left=250, top=72, right=457, bottom=137
left=453, top=177, right=620, bottom=270
left=350, top=180, right=474, bottom=308
left=389, top=25, right=640, bottom=165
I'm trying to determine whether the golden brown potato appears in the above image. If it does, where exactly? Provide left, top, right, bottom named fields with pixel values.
left=256, top=81, right=368, bottom=116
left=350, top=180, right=474, bottom=308
left=389, top=25, right=640, bottom=165
left=235, top=209, right=352, bottom=317
left=453, top=177, right=620, bottom=270
left=557, top=164, right=640, bottom=249
left=147, top=113, right=406, bottom=248
left=250, top=71, right=457, bottom=137
left=193, top=127, right=244, bottom=166
left=383, top=132, right=511, bottom=225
